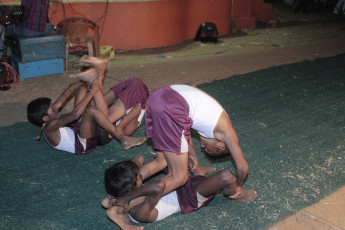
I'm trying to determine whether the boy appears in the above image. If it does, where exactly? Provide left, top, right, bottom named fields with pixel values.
left=76, top=56, right=149, bottom=150
left=27, top=56, right=146, bottom=154
left=115, top=84, right=252, bottom=212
left=102, top=153, right=257, bottom=230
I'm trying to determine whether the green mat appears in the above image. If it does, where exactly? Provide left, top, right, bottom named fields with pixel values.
left=1, top=54, right=345, bottom=230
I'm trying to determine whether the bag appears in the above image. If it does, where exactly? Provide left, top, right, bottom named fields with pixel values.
left=0, top=62, right=20, bottom=90
left=194, top=22, right=218, bottom=43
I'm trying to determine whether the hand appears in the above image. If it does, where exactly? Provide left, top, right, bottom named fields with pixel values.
left=191, top=164, right=216, bottom=176
left=228, top=186, right=243, bottom=200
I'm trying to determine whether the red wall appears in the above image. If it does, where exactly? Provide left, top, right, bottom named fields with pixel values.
left=48, top=0, right=232, bottom=51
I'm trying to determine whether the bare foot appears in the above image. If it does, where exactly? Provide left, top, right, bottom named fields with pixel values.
left=120, top=136, right=147, bottom=150
left=80, top=55, right=108, bottom=77
left=191, top=165, right=216, bottom=176
left=226, top=189, right=258, bottom=203
left=107, top=206, right=144, bottom=230
left=69, top=68, right=97, bottom=85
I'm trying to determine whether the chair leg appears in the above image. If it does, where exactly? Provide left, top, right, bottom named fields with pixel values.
left=65, top=43, right=69, bottom=71
left=93, top=41, right=99, bottom=57
left=87, top=42, right=94, bottom=57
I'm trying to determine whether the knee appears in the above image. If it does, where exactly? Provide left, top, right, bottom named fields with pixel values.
left=155, top=154, right=167, bottom=169
left=218, top=169, right=236, bottom=187
left=154, top=180, right=166, bottom=196
left=175, top=172, right=188, bottom=188
left=86, top=107, right=99, bottom=117
left=166, top=170, right=188, bottom=188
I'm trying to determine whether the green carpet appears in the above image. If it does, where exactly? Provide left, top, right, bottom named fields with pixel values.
left=1, top=54, right=345, bottom=230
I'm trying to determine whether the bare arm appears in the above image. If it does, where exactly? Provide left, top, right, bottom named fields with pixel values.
left=115, top=151, right=189, bottom=210
left=214, top=112, right=248, bottom=190
left=188, top=136, right=199, bottom=170
left=45, top=82, right=100, bottom=132
left=116, top=104, right=143, bottom=137
left=119, top=104, right=142, bottom=128
left=139, top=151, right=167, bottom=181
left=52, top=81, right=85, bottom=112
left=114, top=179, right=165, bottom=213
left=106, top=180, right=165, bottom=228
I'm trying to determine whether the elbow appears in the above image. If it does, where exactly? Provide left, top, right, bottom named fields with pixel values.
left=218, top=169, right=236, bottom=187
left=153, top=181, right=166, bottom=196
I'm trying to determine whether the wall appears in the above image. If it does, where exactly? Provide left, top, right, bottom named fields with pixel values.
left=48, top=0, right=232, bottom=51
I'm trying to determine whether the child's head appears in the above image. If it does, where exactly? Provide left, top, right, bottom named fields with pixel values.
left=27, top=97, right=52, bottom=127
left=200, top=136, right=229, bottom=156
left=104, top=160, right=140, bottom=198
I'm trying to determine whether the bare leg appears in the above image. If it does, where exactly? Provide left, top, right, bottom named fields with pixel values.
left=120, top=136, right=147, bottom=150
left=68, top=68, right=97, bottom=85
left=78, top=59, right=112, bottom=140
left=72, top=82, right=88, bottom=110
left=118, top=104, right=143, bottom=136
left=106, top=101, right=147, bottom=150
left=194, top=169, right=257, bottom=203
left=160, top=151, right=189, bottom=195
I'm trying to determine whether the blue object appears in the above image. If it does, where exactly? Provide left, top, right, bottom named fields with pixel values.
left=11, top=58, right=64, bottom=80
left=8, top=31, right=65, bottom=63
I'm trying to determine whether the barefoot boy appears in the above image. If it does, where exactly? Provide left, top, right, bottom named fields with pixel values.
left=114, top=84, right=251, bottom=212
left=27, top=56, right=145, bottom=154
left=102, top=153, right=257, bottom=229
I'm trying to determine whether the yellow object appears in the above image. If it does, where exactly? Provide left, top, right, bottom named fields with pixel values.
left=99, top=46, right=115, bottom=60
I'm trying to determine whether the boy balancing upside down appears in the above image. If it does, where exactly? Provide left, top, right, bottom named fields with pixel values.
left=26, top=56, right=147, bottom=154
left=114, top=84, right=257, bottom=215
left=102, top=154, right=257, bottom=230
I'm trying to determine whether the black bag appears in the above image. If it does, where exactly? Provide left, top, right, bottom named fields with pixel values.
left=194, top=22, right=218, bottom=43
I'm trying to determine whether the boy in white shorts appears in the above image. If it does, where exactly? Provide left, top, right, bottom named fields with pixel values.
left=114, top=84, right=254, bottom=215
left=27, top=56, right=146, bottom=154
left=102, top=153, right=257, bottom=229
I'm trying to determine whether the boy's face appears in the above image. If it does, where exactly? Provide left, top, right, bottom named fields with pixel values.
left=200, top=136, right=228, bottom=156
left=46, top=103, right=60, bottom=120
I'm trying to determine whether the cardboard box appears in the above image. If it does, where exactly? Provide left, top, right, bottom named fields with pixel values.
left=8, top=31, right=65, bottom=63
left=12, top=58, right=64, bottom=80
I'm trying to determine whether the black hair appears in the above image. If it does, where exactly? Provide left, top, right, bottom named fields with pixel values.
left=27, top=97, right=52, bottom=127
left=104, top=160, right=139, bottom=197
